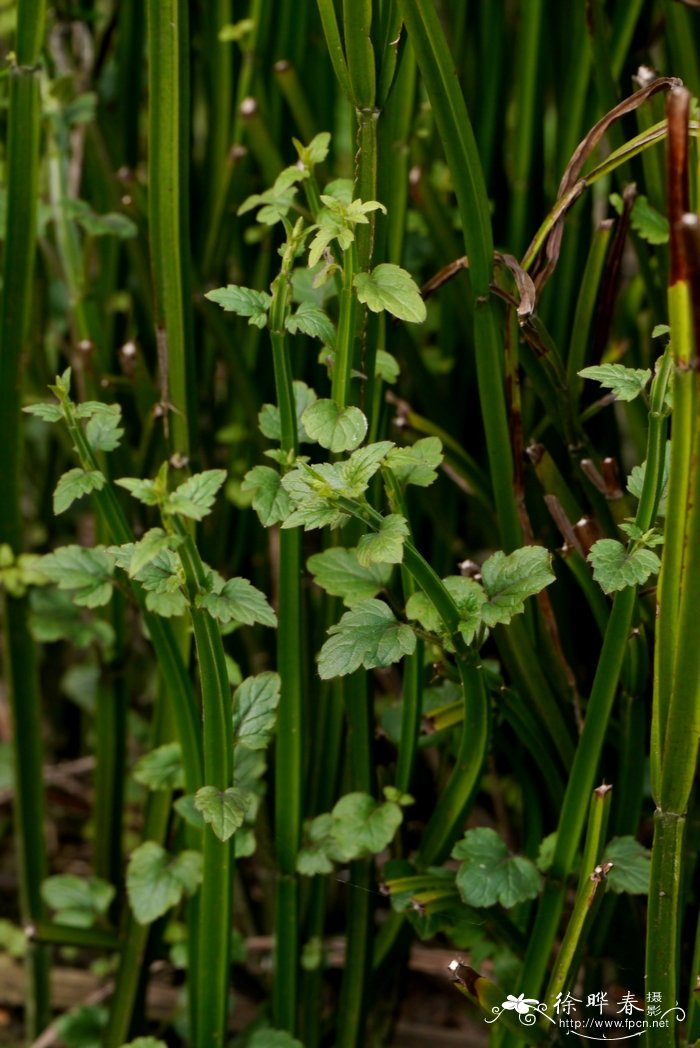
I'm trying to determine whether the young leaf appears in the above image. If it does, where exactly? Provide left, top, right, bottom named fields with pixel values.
left=629, top=195, right=669, bottom=245
left=84, top=403, right=124, bottom=452
left=126, top=842, right=202, bottom=925
left=627, top=441, right=670, bottom=517
left=452, top=828, right=541, bottom=908
left=307, top=547, right=392, bottom=605
left=578, top=363, right=652, bottom=402
left=340, top=440, right=394, bottom=493
left=233, top=672, right=281, bottom=749
left=375, top=349, right=400, bottom=384
left=480, top=547, right=554, bottom=626
left=29, top=588, right=115, bottom=649
left=280, top=466, right=349, bottom=531
left=602, top=836, right=651, bottom=894
left=133, top=743, right=184, bottom=791
left=406, top=576, right=485, bottom=645
left=329, top=792, right=404, bottom=858
left=128, top=528, right=182, bottom=578
left=353, top=263, right=427, bottom=323
left=55, top=1005, right=107, bottom=1048
left=197, top=576, right=277, bottom=627
left=62, top=198, right=137, bottom=239
left=165, top=470, right=227, bottom=521
left=41, top=874, right=114, bottom=928
left=318, top=599, right=416, bottom=679
left=120, top=1039, right=169, bottom=1048
left=385, top=437, right=443, bottom=487
left=40, top=546, right=114, bottom=608
left=194, top=786, right=251, bottom=841
left=258, top=380, right=317, bottom=444
left=205, top=284, right=272, bottom=328
left=301, top=399, right=368, bottom=452
left=588, top=539, right=661, bottom=594
left=114, top=476, right=160, bottom=506
left=23, top=402, right=63, bottom=422
left=241, top=465, right=292, bottom=526
left=285, top=302, right=335, bottom=345
left=53, top=468, right=105, bottom=515
left=355, top=514, right=408, bottom=566
left=293, top=130, right=331, bottom=169
left=248, top=1029, right=304, bottom=1048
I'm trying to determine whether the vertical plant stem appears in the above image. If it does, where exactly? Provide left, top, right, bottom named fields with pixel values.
left=0, top=1, right=50, bottom=1036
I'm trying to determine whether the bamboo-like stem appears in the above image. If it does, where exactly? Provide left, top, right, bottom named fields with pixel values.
left=0, top=1, right=51, bottom=1035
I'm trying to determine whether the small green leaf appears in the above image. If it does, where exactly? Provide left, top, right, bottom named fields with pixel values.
left=385, top=437, right=443, bottom=487
left=285, top=302, right=335, bottom=344
left=133, top=743, right=183, bottom=791
left=406, top=575, right=485, bottom=645
left=258, top=381, right=318, bottom=444
left=194, top=786, right=250, bottom=841
left=165, top=470, right=227, bottom=521
left=84, top=403, right=124, bottom=452
left=128, top=528, right=182, bottom=578
left=29, top=588, right=115, bottom=648
left=23, top=402, right=63, bottom=422
left=356, top=514, right=408, bottom=566
left=588, top=539, right=661, bottom=594
left=41, top=874, right=115, bottom=928
left=119, top=1039, right=168, bottom=1048
left=197, top=576, right=277, bottom=627
left=205, top=284, right=271, bottom=328
left=40, top=546, right=114, bottom=608
left=126, top=842, right=202, bottom=925
left=318, top=599, right=416, bottom=679
left=293, top=130, right=331, bottom=169
left=55, top=1005, right=107, bottom=1048
left=480, top=547, right=554, bottom=626
left=353, top=263, right=426, bottom=323
left=241, top=465, right=292, bottom=526
left=629, top=195, right=669, bottom=245
left=53, top=468, right=105, bottom=515
left=375, top=349, right=400, bottom=384
left=173, top=795, right=205, bottom=830
left=307, top=547, right=392, bottom=605
left=340, top=441, right=394, bottom=493
left=329, top=792, right=403, bottom=858
left=627, top=441, right=670, bottom=517
left=280, top=466, right=349, bottom=531
left=602, top=836, right=651, bottom=894
left=217, top=18, right=254, bottom=41
left=651, top=324, right=670, bottom=339
left=63, top=198, right=137, bottom=239
left=233, top=672, right=281, bottom=749
left=301, top=399, right=367, bottom=452
left=248, top=1029, right=304, bottom=1048
left=452, top=828, right=541, bottom=908
left=578, top=363, right=652, bottom=402
left=114, top=476, right=160, bottom=505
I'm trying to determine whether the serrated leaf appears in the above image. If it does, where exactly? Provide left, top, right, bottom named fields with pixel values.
left=126, top=842, right=202, bottom=924
left=115, top=476, right=160, bottom=505
left=41, top=874, right=114, bottom=928
left=602, top=836, right=650, bottom=894
left=353, top=263, right=426, bottom=323
left=40, top=546, right=114, bottom=608
left=480, top=547, right=554, bottom=626
left=197, top=576, right=277, bottom=627
left=128, top=528, right=182, bottom=578
left=280, top=466, right=349, bottom=531
left=340, top=441, right=394, bottom=493
left=53, top=468, right=105, bottom=515
left=452, top=827, right=541, bottom=908
left=307, top=547, right=392, bottom=605
left=23, top=402, right=63, bottom=422
left=627, top=441, right=670, bottom=517
left=133, top=743, right=183, bottom=791
left=120, top=1038, right=169, bottom=1048
left=194, top=786, right=250, bottom=841
left=588, top=539, right=661, bottom=594
left=406, top=575, right=485, bottom=645
left=301, top=399, right=367, bottom=452
left=285, top=302, right=336, bottom=344
left=318, top=599, right=416, bottom=679
left=293, top=130, right=331, bottom=168
left=296, top=793, right=404, bottom=874
left=29, top=588, right=115, bottom=648
left=85, top=403, right=124, bottom=452
left=165, top=470, right=227, bottom=521
left=258, top=381, right=317, bottom=444
left=386, top=437, right=443, bottom=487
left=241, top=465, right=292, bottom=526
left=629, top=195, right=669, bottom=245
left=233, top=672, right=281, bottom=749
left=205, top=284, right=271, bottom=327
left=356, top=514, right=408, bottom=566
left=578, top=363, right=651, bottom=402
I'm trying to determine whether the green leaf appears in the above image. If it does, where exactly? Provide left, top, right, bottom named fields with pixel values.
left=452, top=828, right=541, bottom=908
left=233, top=672, right=281, bottom=749
left=258, top=381, right=318, bottom=444
left=39, top=546, right=114, bottom=608
left=318, top=599, right=416, bottom=679
left=197, top=576, right=277, bottom=627
left=340, top=441, right=394, bottom=493
left=165, top=470, right=227, bottom=521
left=29, top=588, right=115, bottom=649
left=23, top=402, right=63, bottom=422
left=194, top=786, right=250, bottom=841
left=296, top=792, right=405, bottom=874
left=119, top=1039, right=169, bottom=1048
left=63, top=198, right=137, bottom=239
left=578, top=363, right=652, bottom=402
left=53, top=468, right=105, bottom=515
left=353, top=263, right=426, bottom=323
left=385, top=437, right=443, bottom=487
left=406, top=576, right=485, bottom=645
left=126, top=842, right=202, bottom=925
left=133, top=743, right=183, bottom=791
left=375, top=349, right=400, bottom=384
left=629, top=195, right=669, bottom=245
left=84, top=403, right=124, bottom=451
left=307, top=547, right=392, bottom=605
left=480, top=547, right=554, bottom=626
left=627, top=442, right=670, bottom=517
left=356, top=514, right=408, bottom=566
left=652, top=324, right=670, bottom=339
left=247, top=1029, right=304, bottom=1048
left=114, top=476, right=160, bottom=506
left=285, top=302, right=335, bottom=344
left=173, top=795, right=205, bottom=830
left=205, top=284, right=272, bottom=328
left=280, top=466, right=349, bottom=531
left=293, top=130, right=331, bottom=168
left=602, top=836, right=651, bottom=894
left=588, top=539, right=661, bottom=594
left=238, top=167, right=308, bottom=225
left=128, top=528, right=182, bottom=578
left=301, top=399, right=367, bottom=452
left=55, top=1005, right=107, bottom=1048
left=241, top=465, right=292, bottom=526
left=41, top=874, right=114, bottom=928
